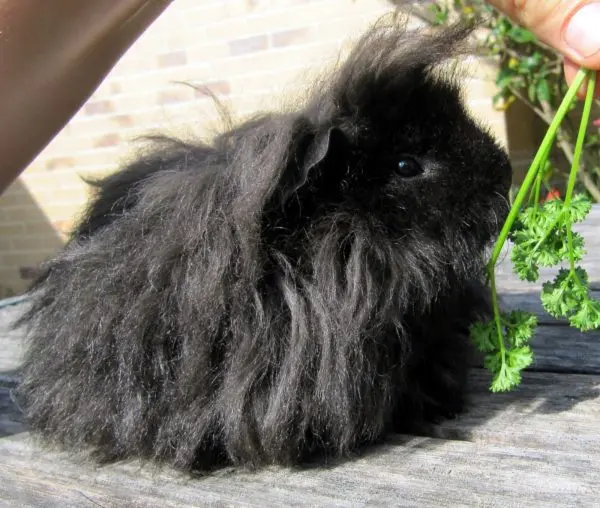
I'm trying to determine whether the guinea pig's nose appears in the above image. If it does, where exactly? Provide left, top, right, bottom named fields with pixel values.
left=500, top=158, right=513, bottom=192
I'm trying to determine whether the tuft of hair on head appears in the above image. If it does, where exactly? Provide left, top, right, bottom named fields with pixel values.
left=290, top=12, right=478, bottom=130
left=173, top=81, right=237, bottom=134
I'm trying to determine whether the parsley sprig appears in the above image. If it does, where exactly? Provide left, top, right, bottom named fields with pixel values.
left=470, top=68, right=599, bottom=392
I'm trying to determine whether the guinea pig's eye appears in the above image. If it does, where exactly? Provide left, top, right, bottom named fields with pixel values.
left=396, top=156, right=423, bottom=178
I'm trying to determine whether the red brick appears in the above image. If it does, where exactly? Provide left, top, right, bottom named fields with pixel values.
left=113, top=114, right=135, bottom=128
left=83, top=100, right=114, bottom=116
left=45, top=157, right=76, bottom=171
left=228, top=35, right=269, bottom=56
left=157, top=89, right=192, bottom=105
left=109, top=82, right=123, bottom=95
left=23, top=222, right=58, bottom=235
left=11, top=235, right=61, bottom=251
left=271, top=27, right=310, bottom=47
left=194, top=80, right=231, bottom=98
left=94, top=133, right=121, bottom=148
left=157, top=50, right=188, bottom=67
left=0, top=223, right=25, bottom=235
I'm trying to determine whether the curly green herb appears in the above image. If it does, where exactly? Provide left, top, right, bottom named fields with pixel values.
left=470, top=68, right=599, bottom=392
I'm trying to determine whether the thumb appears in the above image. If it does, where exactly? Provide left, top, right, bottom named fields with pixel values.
left=488, top=0, right=600, bottom=94
left=488, top=0, right=600, bottom=67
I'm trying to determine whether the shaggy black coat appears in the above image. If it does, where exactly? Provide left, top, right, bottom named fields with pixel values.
left=15, top=19, right=513, bottom=471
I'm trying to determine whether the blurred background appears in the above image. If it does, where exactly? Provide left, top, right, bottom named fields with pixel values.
left=0, top=0, right=541, bottom=296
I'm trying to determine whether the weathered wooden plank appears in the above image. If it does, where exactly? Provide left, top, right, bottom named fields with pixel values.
left=1, top=430, right=598, bottom=507
left=495, top=249, right=600, bottom=290
left=463, top=292, right=600, bottom=374
left=0, top=435, right=600, bottom=507
left=0, top=455, right=199, bottom=508
left=527, top=325, right=600, bottom=373
left=436, top=370, right=600, bottom=455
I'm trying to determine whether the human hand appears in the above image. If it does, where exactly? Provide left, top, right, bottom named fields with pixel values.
left=486, top=0, right=600, bottom=97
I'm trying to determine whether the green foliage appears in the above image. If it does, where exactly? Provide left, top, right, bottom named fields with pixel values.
left=470, top=310, right=536, bottom=392
left=511, top=196, right=600, bottom=331
left=540, top=267, right=600, bottom=332
left=509, top=199, right=588, bottom=282
left=484, top=69, right=597, bottom=391
left=472, top=190, right=599, bottom=391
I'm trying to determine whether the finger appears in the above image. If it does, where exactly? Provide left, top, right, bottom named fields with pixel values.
left=487, top=0, right=600, bottom=70
left=564, top=57, right=600, bottom=98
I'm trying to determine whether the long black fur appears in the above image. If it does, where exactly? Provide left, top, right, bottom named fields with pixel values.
left=15, top=18, right=512, bottom=471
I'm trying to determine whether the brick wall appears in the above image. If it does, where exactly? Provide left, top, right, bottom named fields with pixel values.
left=0, top=0, right=527, bottom=295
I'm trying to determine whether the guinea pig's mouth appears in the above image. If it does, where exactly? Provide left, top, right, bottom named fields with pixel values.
left=474, top=191, right=511, bottom=244
left=449, top=188, right=510, bottom=253
left=481, top=156, right=513, bottom=238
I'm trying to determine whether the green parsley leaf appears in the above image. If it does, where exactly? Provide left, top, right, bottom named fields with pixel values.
left=469, top=320, right=498, bottom=353
left=475, top=68, right=597, bottom=393
left=490, top=360, right=522, bottom=393
left=507, top=346, right=534, bottom=371
left=564, top=194, right=592, bottom=224
left=504, top=311, right=537, bottom=347
left=540, top=268, right=589, bottom=319
left=483, top=351, right=502, bottom=374
left=569, top=298, right=600, bottom=331
left=510, top=244, right=540, bottom=282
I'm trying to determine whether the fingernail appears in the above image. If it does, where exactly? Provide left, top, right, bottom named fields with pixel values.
left=564, top=3, right=600, bottom=58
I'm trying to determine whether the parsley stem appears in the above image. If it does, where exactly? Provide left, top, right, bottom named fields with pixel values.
left=532, top=166, right=542, bottom=211
left=534, top=142, right=553, bottom=210
left=487, top=68, right=589, bottom=272
left=527, top=141, right=549, bottom=211
left=489, top=267, right=506, bottom=362
left=566, top=70, right=596, bottom=279
left=564, top=70, right=596, bottom=208
left=482, top=68, right=590, bottom=387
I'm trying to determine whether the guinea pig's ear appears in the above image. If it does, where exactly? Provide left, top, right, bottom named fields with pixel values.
left=301, top=126, right=348, bottom=183
left=280, top=125, right=349, bottom=200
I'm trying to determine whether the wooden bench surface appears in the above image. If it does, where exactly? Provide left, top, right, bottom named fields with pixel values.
left=2, top=207, right=600, bottom=507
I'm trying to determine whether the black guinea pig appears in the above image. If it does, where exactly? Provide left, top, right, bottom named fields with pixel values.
left=14, top=18, right=512, bottom=471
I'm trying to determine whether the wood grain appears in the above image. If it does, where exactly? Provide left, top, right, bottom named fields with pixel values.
left=1, top=432, right=598, bottom=507
left=437, top=370, right=600, bottom=454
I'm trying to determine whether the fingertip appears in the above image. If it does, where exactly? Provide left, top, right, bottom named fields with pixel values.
left=562, top=2, right=600, bottom=66
left=564, top=57, right=600, bottom=99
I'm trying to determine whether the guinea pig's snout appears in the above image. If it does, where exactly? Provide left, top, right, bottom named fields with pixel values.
left=496, top=155, right=513, bottom=195
left=478, top=142, right=513, bottom=197
left=469, top=153, right=512, bottom=199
